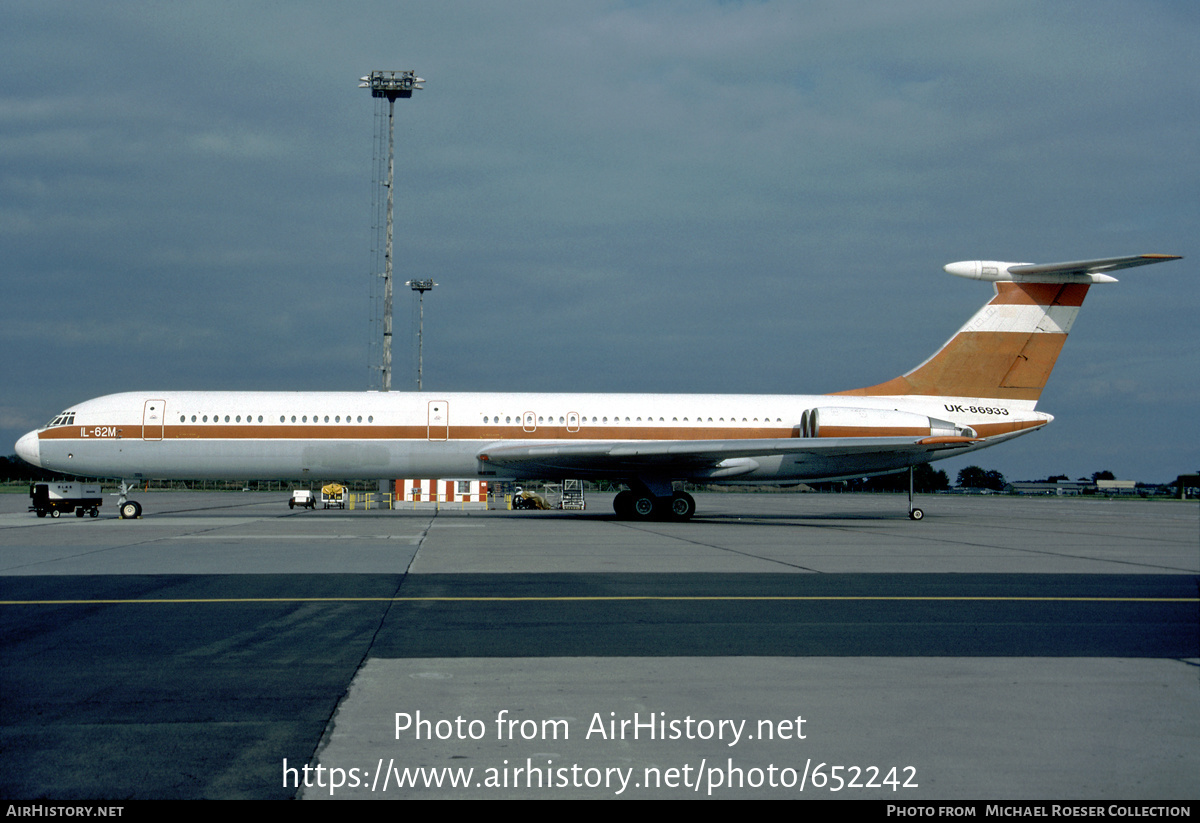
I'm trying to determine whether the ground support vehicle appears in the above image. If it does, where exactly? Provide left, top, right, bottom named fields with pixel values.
left=289, top=489, right=316, bottom=509
left=321, top=483, right=346, bottom=509
left=29, top=482, right=102, bottom=518
left=510, top=489, right=550, bottom=510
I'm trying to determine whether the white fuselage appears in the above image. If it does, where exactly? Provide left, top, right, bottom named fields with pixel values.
left=18, top=389, right=1041, bottom=484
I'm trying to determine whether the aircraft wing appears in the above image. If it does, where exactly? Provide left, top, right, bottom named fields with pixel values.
left=477, top=436, right=980, bottom=480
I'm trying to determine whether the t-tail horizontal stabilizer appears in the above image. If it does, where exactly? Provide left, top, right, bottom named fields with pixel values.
left=837, top=254, right=1182, bottom=402
left=944, top=254, right=1182, bottom=284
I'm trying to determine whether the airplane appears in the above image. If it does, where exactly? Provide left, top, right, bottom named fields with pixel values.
left=14, top=253, right=1180, bottom=522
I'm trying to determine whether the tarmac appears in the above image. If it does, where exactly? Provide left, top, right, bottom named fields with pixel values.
left=0, top=490, right=1197, bottom=799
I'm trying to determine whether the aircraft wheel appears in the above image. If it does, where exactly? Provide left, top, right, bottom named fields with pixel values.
left=631, top=495, right=657, bottom=520
left=613, top=490, right=634, bottom=519
left=909, top=507, right=924, bottom=521
left=90, top=508, right=100, bottom=518
left=51, top=509, right=61, bottom=518
left=669, top=492, right=696, bottom=521
left=120, top=501, right=142, bottom=519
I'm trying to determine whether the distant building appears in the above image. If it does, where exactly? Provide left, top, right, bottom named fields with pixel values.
left=1007, top=480, right=1092, bottom=495
left=1008, top=478, right=1140, bottom=496
left=394, top=479, right=489, bottom=510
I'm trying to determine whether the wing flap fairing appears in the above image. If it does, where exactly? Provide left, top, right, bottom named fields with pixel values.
left=477, top=435, right=983, bottom=479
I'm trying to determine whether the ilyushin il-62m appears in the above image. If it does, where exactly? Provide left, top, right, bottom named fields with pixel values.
left=15, top=254, right=1180, bottom=521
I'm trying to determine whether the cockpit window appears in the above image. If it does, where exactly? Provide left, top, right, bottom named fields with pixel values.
left=44, top=413, right=76, bottom=428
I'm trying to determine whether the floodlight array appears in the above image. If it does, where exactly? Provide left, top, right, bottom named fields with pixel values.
left=359, top=70, right=425, bottom=98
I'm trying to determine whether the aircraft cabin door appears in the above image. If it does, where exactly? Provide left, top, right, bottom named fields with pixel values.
left=142, top=399, right=165, bottom=441
left=427, top=401, right=449, bottom=440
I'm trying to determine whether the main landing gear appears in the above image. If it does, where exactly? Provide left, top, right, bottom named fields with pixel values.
left=613, top=484, right=695, bottom=521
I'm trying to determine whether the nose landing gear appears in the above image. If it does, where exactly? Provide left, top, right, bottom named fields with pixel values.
left=116, top=480, right=143, bottom=519
left=907, top=466, right=924, bottom=521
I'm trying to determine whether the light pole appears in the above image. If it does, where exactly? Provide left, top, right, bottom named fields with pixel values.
left=406, top=279, right=437, bottom=390
left=359, top=70, right=423, bottom=391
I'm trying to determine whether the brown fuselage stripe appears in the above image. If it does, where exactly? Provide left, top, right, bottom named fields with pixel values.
left=38, top=419, right=1043, bottom=442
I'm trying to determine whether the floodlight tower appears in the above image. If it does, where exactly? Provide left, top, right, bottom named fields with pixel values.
left=406, top=278, right=437, bottom=390
left=359, top=70, right=423, bottom=391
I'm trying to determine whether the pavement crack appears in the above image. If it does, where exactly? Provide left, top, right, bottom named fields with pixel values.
left=608, top=520, right=824, bottom=572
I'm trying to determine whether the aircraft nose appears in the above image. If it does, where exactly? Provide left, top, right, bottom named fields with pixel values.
left=15, top=430, right=41, bottom=467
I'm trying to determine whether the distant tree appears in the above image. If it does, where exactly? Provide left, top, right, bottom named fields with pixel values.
left=957, top=465, right=1006, bottom=491
left=2, top=454, right=38, bottom=482
left=2, top=453, right=78, bottom=483
left=1091, top=470, right=1115, bottom=482
left=1042, top=474, right=1069, bottom=483
left=916, top=464, right=950, bottom=492
left=819, top=463, right=950, bottom=493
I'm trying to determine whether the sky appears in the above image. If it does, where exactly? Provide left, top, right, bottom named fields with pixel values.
left=2, top=0, right=1196, bottom=484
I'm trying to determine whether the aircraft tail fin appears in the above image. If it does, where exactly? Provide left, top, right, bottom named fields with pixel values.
left=833, top=254, right=1180, bottom=403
